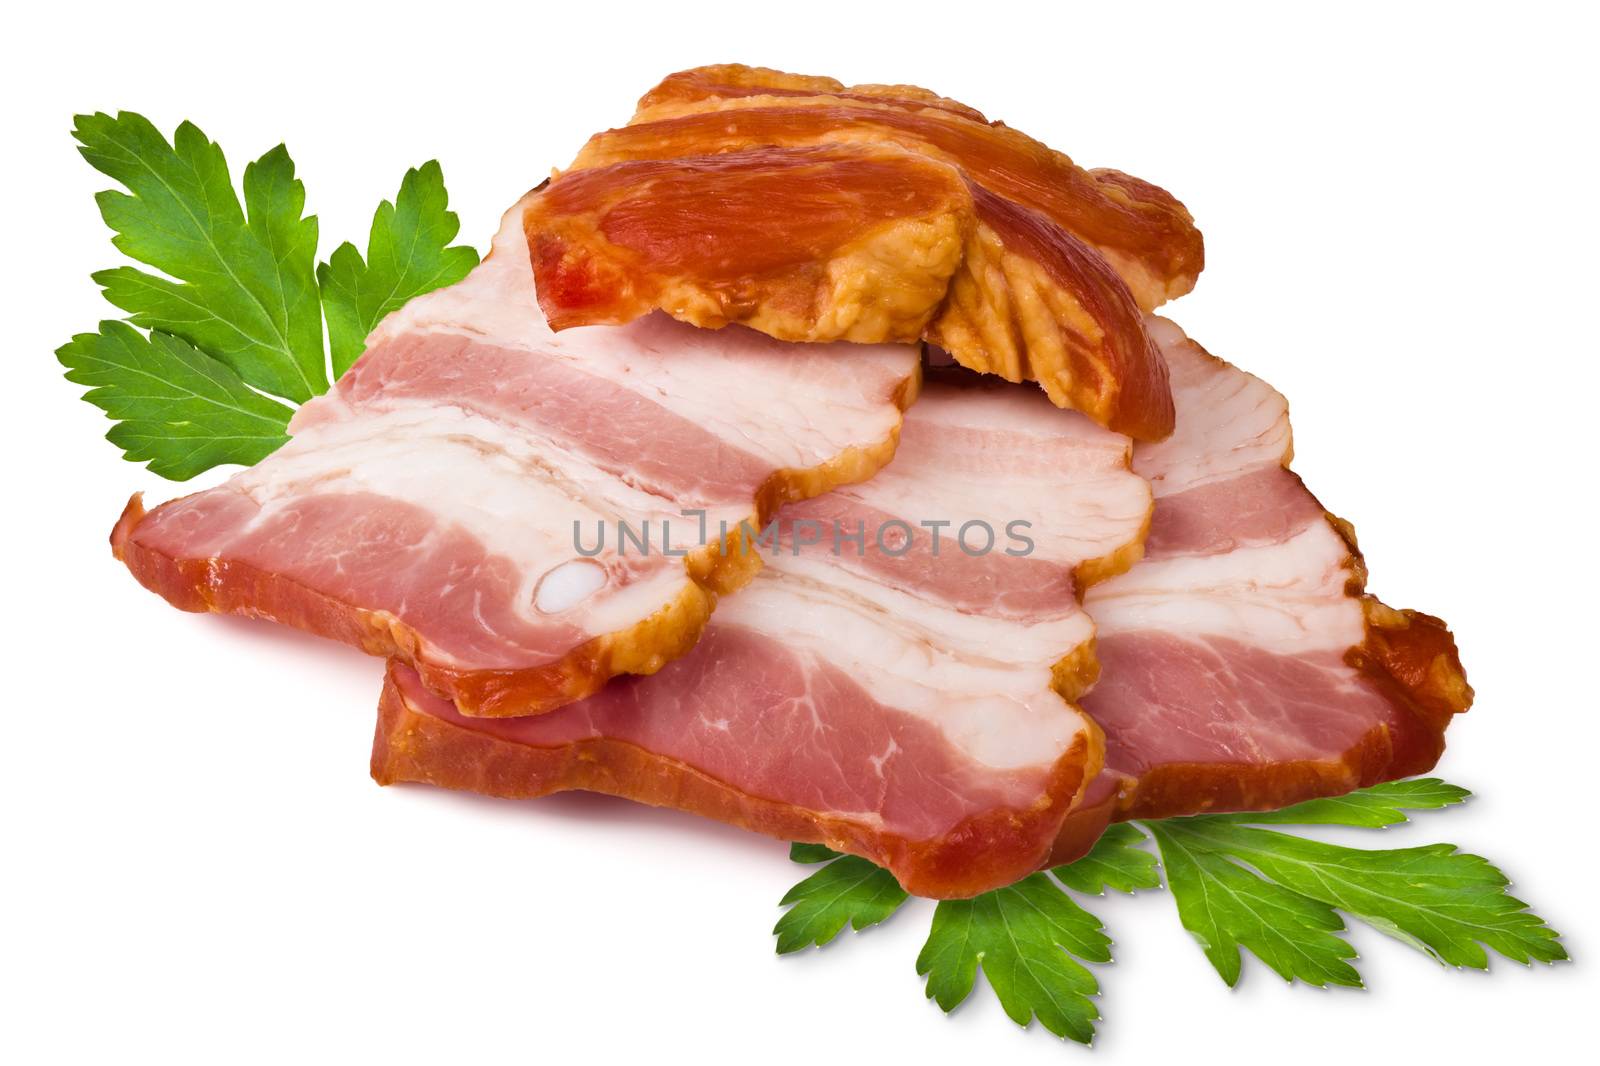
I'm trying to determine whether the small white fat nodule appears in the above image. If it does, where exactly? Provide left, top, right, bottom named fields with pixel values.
left=534, top=559, right=608, bottom=614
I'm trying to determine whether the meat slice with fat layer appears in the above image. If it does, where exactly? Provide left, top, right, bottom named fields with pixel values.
left=112, top=191, right=921, bottom=717
left=371, top=374, right=1152, bottom=898
left=1051, top=318, right=1471, bottom=860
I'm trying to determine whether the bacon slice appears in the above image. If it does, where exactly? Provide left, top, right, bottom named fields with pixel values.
left=1051, top=319, right=1471, bottom=860
left=372, top=374, right=1153, bottom=898
left=523, top=65, right=1196, bottom=441
left=112, top=192, right=921, bottom=717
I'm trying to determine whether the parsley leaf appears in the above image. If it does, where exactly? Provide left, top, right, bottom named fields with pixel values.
left=1165, top=820, right=1567, bottom=970
left=74, top=112, right=327, bottom=402
left=57, top=322, right=292, bottom=480
left=1147, top=819, right=1364, bottom=987
left=1051, top=823, right=1162, bottom=895
left=318, top=160, right=480, bottom=378
left=1216, top=777, right=1471, bottom=828
left=774, top=846, right=908, bottom=953
left=916, top=873, right=1110, bottom=1044
left=1149, top=780, right=1566, bottom=987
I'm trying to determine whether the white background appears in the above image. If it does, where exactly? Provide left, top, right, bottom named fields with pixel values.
left=3, top=2, right=1594, bottom=1061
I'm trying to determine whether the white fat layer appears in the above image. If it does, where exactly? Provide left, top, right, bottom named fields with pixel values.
left=233, top=405, right=747, bottom=645
left=854, top=383, right=1150, bottom=565
left=1089, top=319, right=1367, bottom=656
left=364, top=193, right=920, bottom=473
left=1135, top=316, right=1292, bottom=498
left=1087, top=495, right=1365, bottom=654
left=719, top=558, right=1088, bottom=772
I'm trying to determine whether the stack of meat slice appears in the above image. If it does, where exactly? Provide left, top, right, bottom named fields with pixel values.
left=366, top=68, right=1469, bottom=890
left=113, top=65, right=1472, bottom=898
left=376, top=317, right=1470, bottom=887
left=376, top=374, right=1152, bottom=896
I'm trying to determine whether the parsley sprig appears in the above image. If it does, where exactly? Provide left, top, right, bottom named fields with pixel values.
left=59, top=113, right=480, bottom=479
left=774, top=780, right=1566, bottom=1046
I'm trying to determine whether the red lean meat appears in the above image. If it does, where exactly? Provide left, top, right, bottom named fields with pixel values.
left=372, top=374, right=1153, bottom=898
left=111, top=192, right=921, bottom=717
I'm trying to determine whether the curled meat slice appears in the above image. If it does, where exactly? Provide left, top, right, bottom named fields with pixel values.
left=529, top=141, right=1174, bottom=440
left=528, top=144, right=973, bottom=345
left=612, top=65, right=1203, bottom=308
